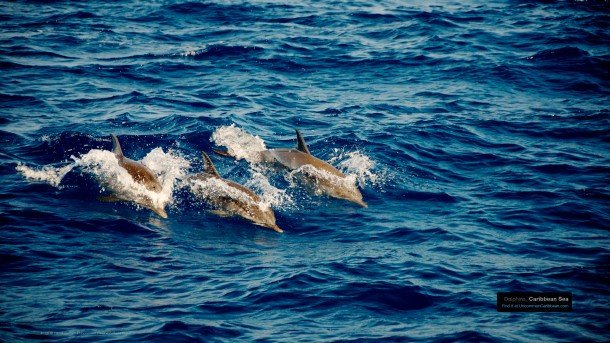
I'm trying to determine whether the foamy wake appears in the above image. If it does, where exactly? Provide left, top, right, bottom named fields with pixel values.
left=329, top=148, right=386, bottom=190
left=16, top=163, right=74, bottom=188
left=244, top=167, right=294, bottom=209
left=210, top=124, right=266, bottom=162
left=141, top=148, right=191, bottom=206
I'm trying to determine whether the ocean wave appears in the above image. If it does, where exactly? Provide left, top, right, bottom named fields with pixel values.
left=3, top=1, right=610, bottom=342
left=330, top=282, right=434, bottom=312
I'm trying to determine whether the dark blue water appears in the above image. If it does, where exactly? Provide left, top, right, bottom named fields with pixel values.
left=2, top=0, right=610, bottom=342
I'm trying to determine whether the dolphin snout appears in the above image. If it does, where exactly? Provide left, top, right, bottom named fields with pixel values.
left=153, top=207, right=168, bottom=219
left=268, top=224, right=283, bottom=233
left=355, top=199, right=368, bottom=208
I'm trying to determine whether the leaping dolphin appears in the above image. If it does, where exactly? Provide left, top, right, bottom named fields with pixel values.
left=103, top=134, right=168, bottom=218
left=190, top=152, right=282, bottom=233
left=216, top=129, right=367, bottom=208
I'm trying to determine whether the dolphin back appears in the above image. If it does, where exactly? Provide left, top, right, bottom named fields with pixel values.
left=111, top=134, right=124, bottom=160
left=266, top=149, right=345, bottom=177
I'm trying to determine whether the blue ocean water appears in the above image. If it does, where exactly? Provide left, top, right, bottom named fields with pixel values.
left=2, top=0, right=610, bottom=341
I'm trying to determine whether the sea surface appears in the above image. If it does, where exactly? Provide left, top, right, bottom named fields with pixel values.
left=2, top=0, right=610, bottom=342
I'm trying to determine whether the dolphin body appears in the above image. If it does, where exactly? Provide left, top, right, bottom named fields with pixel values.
left=190, top=152, right=282, bottom=233
left=216, top=130, right=367, bottom=208
left=104, top=134, right=168, bottom=218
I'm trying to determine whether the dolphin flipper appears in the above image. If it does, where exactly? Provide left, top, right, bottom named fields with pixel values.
left=212, top=149, right=234, bottom=157
left=295, top=129, right=311, bottom=155
left=98, top=195, right=122, bottom=202
left=111, top=134, right=124, bottom=160
left=209, top=209, right=232, bottom=218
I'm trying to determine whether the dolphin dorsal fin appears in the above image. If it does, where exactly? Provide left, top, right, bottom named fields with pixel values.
left=295, top=129, right=311, bottom=155
left=202, top=152, right=221, bottom=177
left=111, top=134, right=124, bottom=160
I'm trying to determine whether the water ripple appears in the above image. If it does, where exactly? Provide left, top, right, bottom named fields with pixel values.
left=2, top=1, right=609, bottom=342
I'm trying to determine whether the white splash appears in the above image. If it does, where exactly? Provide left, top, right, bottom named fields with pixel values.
left=244, top=168, right=294, bottom=210
left=141, top=147, right=191, bottom=207
left=16, top=163, right=74, bottom=188
left=190, top=177, right=249, bottom=202
left=329, top=148, right=385, bottom=189
left=210, top=124, right=266, bottom=162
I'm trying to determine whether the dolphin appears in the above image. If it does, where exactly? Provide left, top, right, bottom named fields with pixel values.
left=190, top=152, right=282, bottom=233
left=103, top=134, right=168, bottom=218
left=216, top=129, right=367, bottom=208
